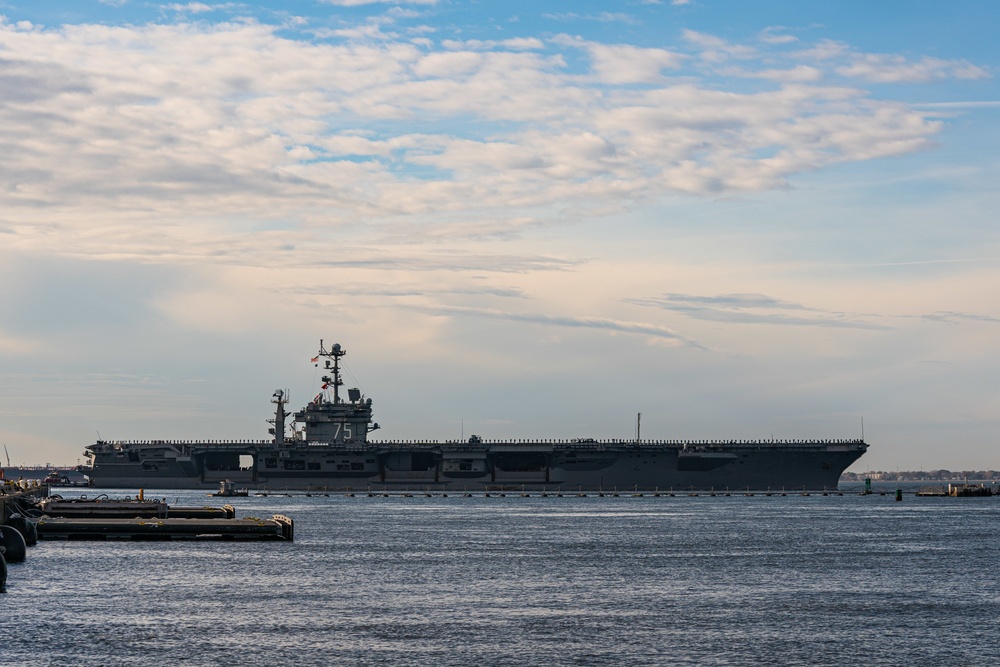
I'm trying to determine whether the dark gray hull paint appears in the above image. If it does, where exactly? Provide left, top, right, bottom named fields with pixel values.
left=86, top=441, right=866, bottom=491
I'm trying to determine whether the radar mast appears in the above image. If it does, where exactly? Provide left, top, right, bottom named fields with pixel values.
left=269, top=389, right=289, bottom=444
left=317, top=339, right=346, bottom=404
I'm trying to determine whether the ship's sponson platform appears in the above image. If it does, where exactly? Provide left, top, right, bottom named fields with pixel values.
left=36, top=515, right=293, bottom=541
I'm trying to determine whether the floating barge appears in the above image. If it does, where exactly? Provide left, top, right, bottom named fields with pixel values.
left=38, top=497, right=168, bottom=518
left=32, top=496, right=292, bottom=541
left=37, top=497, right=236, bottom=519
left=946, top=483, right=993, bottom=497
left=915, top=483, right=995, bottom=497
left=36, top=515, right=293, bottom=541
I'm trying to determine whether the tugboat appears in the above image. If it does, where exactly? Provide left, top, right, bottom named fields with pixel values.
left=212, top=479, right=249, bottom=497
left=43, top=471, right=69, bottom=486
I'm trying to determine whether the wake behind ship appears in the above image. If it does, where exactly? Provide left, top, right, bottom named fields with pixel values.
left=83, top=341, right=868, bottom=491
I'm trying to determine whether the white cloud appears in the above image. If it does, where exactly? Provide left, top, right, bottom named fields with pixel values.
left=408, top=304, right=700, bottom=347
left=719, top=65, right=823, bottom=82
left=322, top=0, right=437, bottom=6
left=630, top=292, right=888, bottom=329
left=0, top=19, right=952, bottom=257
left=682, top=29, right=758, bottom=62
left=163, top=3, right=212, bottom=13
left=441, top=37, right=544, bottom=51
left=795, top=39, right=850, bottom=61
left=412, top=50, right=484, bottom=77
left=837, top=54, right=990, bottom=83
left=758, top=27, right=798, bottom=45
left=584, top=43, right=686, bottom=84
left=543, top=12, right=640, bottom=25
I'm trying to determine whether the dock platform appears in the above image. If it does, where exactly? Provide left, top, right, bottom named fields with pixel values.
left=37, top=498, right=237, bottom=520
left=1, top=486, right=47, bottom=523
left=36, top=514, right=294, bottom=541
left=38, top=497, right=168, bottom=518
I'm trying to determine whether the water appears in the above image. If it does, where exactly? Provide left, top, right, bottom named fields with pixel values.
left=3, top=489, right=1000, bottom=666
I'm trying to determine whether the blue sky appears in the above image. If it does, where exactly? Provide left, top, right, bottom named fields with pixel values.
left=1, top=0, right=998, bottom=472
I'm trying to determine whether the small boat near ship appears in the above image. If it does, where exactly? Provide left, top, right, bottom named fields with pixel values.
left=82, top=341, right=869, bottom=491
left=212, top=480, right=249, bottom=497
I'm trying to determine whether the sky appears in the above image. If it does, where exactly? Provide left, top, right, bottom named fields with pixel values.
left=1, top=0, right=998, bottom=472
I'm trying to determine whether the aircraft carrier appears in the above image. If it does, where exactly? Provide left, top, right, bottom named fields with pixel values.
left=83, top=341, right=868, bottom=491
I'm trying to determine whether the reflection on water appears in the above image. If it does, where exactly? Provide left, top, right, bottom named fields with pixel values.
left=5, top=490, right=999, bottom=666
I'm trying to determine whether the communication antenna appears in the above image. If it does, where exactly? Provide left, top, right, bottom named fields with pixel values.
left=636, top=413, right=642, bottom=442
left=317, top=340, right=346, bottom=404
left=861, top=416, right=865, bottom=441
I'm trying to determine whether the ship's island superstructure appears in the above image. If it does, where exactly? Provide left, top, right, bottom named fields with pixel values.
left=83, top=341, right=868, bottom=491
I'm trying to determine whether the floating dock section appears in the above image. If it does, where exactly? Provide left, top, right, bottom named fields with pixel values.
left=2, top=485, right=47, bottom=523
left=947, top=483, right=993, bottom=497
left=36, top=515, right=294, bottom=541
left=37, top=497, right=237, bottom=519
left=37, top=497, right=168, bottom=518
left=32, top=496, right=292, bottom=541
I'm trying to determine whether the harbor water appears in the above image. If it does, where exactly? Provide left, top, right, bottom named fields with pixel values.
left=3, top=487, right=999, bottom=666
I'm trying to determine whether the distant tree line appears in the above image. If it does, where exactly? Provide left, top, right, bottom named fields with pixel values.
left=842, top=470, right=1000, bottom=482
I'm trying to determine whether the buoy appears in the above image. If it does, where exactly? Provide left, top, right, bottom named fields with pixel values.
left=895, top=489, right=903, bottom=502
left=6, top=514, right=37, bottom=547
left=0, top=525, right=27, bottom=563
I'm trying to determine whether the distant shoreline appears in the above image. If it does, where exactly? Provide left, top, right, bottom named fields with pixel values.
left=843, top=470, right=1000, bottom=482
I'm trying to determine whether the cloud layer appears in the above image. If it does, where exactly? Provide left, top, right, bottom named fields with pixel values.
left=0, top=16, right=963, bottom=264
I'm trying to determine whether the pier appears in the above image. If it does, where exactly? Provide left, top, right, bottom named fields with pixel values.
left=32, top=496, right=291, bottom=541
left=1, top=484, right=47, bottom=524
left=36, top=515, right=294, bottom=541
left=37, top=497, right=238, bottom=519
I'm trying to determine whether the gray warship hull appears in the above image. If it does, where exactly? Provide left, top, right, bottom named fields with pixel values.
left=83, top=438, right=866, bottom=491
left=83, top=341, right=868, bottom=491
